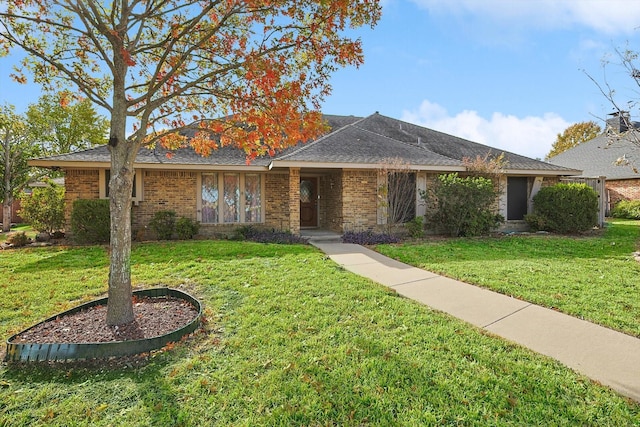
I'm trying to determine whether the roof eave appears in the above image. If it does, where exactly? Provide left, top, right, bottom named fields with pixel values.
left=504, top=168, right=582, bottom=176
left=29, top=159, right=268, bottom=172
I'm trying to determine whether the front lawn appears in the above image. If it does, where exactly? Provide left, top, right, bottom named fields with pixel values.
left=377, top=219, right=640, bottom=337
left=1, top=240, right=639, bottom=425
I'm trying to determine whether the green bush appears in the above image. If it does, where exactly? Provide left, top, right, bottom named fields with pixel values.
left=404, top=216, right=424, bottom=238
left=18, top=180, right=65, bottom=234
left=528, top=183, right=598, bottom=233
left=423, top=173, right=503, bottom=237
left=71, top=199, right=110, bottom=244
left=610, top=200, right=640, bottom=219
left=176, top=216, right=200, bottom=240
left=149, top=210, right=176, bottom=240
left=6, top=231, right=30, bottom=247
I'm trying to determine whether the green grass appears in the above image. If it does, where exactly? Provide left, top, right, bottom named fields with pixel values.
left=1, top=239, right=639, bottom=425
left=377, top=219, right=640, bottom=338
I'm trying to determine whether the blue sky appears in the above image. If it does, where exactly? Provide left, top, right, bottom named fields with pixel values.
left=2, top=0, right=640, bottom=159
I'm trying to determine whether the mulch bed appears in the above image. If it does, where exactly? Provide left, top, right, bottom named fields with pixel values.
left=11, top=296, right=199, bottom=345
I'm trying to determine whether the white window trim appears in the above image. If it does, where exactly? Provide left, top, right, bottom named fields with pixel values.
left=197, top=172, right=265, bottom=224
left=99, top=169, right=144, bottom=203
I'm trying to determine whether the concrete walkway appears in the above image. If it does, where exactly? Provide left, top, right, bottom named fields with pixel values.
left=312, top=241, right=640, bottom=403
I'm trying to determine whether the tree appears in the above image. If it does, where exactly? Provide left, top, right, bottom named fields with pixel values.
left=546, top=121, right=602, bottom=159
left=377, top=159, right=416, bottom=234
left=19, top=179, right=65, bottom=234
left=26, top=93, right=110, bottom=156
left=0, top=1, right=381, bottom=325
left=0, top=105, right=38, bottom=232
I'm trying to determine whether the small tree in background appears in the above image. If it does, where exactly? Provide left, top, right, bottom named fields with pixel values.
left=546, top=121, right=602, bottom=159
left=27, top=93, right=110, bottom=157
left=19, top=180, right=65, bottom=235
left=377, top=159, right=417, bottom=234
left=0, top=105, right=39, bottom=232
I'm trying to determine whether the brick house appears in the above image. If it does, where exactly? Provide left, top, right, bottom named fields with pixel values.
left=30, top=113, right=579, bottom=237
left=549, top=114, right=640, bottom=213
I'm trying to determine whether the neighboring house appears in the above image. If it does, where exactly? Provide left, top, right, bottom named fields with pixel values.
left=549, top=113, right=640, bottom=213
left=29, top=112, right=579, bottom=236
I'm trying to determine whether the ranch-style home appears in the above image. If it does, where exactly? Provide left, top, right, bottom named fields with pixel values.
left=29, top=112, right=580, bottom=237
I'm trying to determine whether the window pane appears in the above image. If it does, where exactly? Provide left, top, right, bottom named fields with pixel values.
left=201, top=174, right=219, bottom=224
left=106, top=170, right=136, bottom=198
left=300, top=180, right=312, bottom=203
left=244, top=174, right=261, bottom=222
left=223, top=173, right=239, bottom=223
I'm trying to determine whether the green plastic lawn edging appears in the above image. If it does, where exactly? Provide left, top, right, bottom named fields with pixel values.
left=4, top=288, right=202, bottom=362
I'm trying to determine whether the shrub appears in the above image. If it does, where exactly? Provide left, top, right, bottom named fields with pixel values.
left=611, top=200, right=640, bottom=219
left=423, top=173, right=503, bottom=237
left=71, top=199, right=110, bottom=244
left=404, top=216, right=424, bottom=239
left=149, top=210, right=176, bottom=240
left=176, top=217, right=200, bottom=240
left=235, top=226, right=308, bottom=244
left=6, top=231, right=30, bottom=247
left=528, top=183, right=598, bottom=233
left=19, top=180, right=65, bottom=234
left=342, top=230, right=400, bottom=245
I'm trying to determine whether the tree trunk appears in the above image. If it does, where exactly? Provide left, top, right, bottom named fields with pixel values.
left=2, top=197, right=11, bottom=232
left=105, top=40, right=137, bottom=326
left=106, top=140, right=137, bottom=325
left=2, top=130, right=11, bottom=232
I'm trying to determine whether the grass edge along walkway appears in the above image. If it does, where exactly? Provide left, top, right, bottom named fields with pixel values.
left=314, top=240, right=640, bottom=403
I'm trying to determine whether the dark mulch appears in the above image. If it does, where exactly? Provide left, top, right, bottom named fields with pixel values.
left=11, top=296, right=199, bottom=345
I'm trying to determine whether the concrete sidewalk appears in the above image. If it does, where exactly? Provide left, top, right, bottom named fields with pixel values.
left=312, top=241, right=640, bottom=403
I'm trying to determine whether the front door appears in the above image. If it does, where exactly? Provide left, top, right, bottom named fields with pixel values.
left=300, top=177, right=318, bottom=227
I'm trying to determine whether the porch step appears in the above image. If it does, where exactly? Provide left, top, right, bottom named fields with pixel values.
left=300, top=230, right=343, bottom=244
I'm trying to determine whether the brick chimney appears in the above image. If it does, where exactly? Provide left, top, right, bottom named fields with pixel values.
left=606, top=111, right=630, bottom=133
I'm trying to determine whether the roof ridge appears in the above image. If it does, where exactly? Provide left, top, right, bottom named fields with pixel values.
left=358, top=113, right=572, bottom=169
left=352, top=115, right=462, bottom=164
left=274, top=114, right=372, bottom=161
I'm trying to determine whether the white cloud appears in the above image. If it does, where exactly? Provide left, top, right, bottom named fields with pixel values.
left=412, top=0, right=640, bottom=35
left=401, top=100, right=571, bottom=160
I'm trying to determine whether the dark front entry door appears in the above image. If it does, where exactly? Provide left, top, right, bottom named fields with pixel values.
left=300, top=177, right=318, bottom=227
left=507, top=177, right=529, bottom=220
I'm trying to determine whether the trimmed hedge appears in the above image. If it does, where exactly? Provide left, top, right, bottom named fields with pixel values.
left=149, top=210, right=176, bottom=240
left=611, top=200, right=640, bottom=219
left=71, top=199, right=110, bottom=244
left=176, top=217, right=200, bottom=240
left=526, top=183, right=598, bottom=233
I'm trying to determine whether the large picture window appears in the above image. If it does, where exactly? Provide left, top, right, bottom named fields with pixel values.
left=201, top=174, right=219, bottom=224
left=200, top=173, right=262, bottom=224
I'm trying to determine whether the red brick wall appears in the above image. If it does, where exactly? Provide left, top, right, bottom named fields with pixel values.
left=320, top=171, right=343, bottom=232
left=342, top=170, right=378, bottom=232
left=265, top=172, right=290, bottom=230
left=607, top=179, right=640, bottom=209
left=63, top=169, right=100, bottom=231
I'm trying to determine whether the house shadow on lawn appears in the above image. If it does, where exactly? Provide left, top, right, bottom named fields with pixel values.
left=392, top=222, right=640, bottom=264
left=12, top=239, right=317, bottom=273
